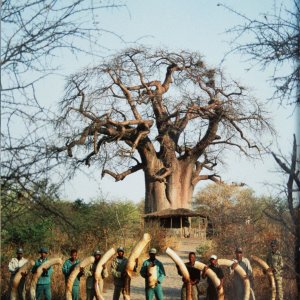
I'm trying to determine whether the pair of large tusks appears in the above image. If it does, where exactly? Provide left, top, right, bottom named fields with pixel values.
left=166, top=248, right=192, bottom=300
left=94, top=248, right=116, bottom=300
left=218, top=259, right=250, bottom=300
left=10, top=260, right=35, bottom=300
left=30, top=258, right=62, bottom=300
left=251, top=255, right=276, bottom=300
left=123, top=233, right=151, bottom=300
left=66, top=256, right=95, bottom=300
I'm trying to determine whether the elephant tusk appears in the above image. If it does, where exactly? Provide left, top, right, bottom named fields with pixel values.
left=166, top=247, right=192, bottom=300
left=30, top=258, right=62, bottom=300
left=194, top=261, right=224, bottom=300
left=218, top=259, right=250, bottom=300
left=66, top=256, right=95, bottom=300
left=94, top=248, right=116, bottom=300
left=123, top=233, right=151, bottom=300
left=11, top=260, right=35, bottom=300
left=251, top=255, right=276, bottom=300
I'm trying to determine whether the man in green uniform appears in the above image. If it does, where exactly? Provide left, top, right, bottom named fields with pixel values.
left=140, top=248, right=166, bottom=300
left=266, top=240, right=283, bottom=300
left=31, top=247, right=53, bottom=300
left=84, top=250, right=108, bottom=300
left=62, top=249, right=83, bottom=300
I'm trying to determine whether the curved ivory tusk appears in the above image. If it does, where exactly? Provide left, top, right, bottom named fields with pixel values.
left=11, top=260, right=35, bottom=300
left=66, top=256, right=95, bottom=300
left=218, top=259, right=250, bottom=300
left=194, top=261, right=224, bottom=300
left=94, top=248, right=116, bottom=300
left=123, top=233, right=151, bottom=300
left=166, top=247, right=190, bottom=280
left=251, top=255, right=276, bottom=300
left=166, top=247, right=192, bottom=300
left=30, top=258, right=62, bottom=300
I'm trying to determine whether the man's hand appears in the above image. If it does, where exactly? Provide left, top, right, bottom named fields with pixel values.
left=231, top=262, right=238, bottom=269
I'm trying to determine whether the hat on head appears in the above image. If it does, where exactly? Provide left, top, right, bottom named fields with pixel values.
left=235, top=247, right=243, bottom=253
left=149, top=248, right=157, bottom=254
left=16, top=248, right=23, bottom=254
left=39, top=247, right=48, bottom=254
left=210, top=255, right=217, bottom=260
left=94, top=250, right=101, bottom=256
left=117, top=247, right=124, bottom=253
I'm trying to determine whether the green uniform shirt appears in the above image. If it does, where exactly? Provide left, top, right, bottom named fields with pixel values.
left=32, top=258, right=53, bottom=285
left=267, top=250, right=283, bottom=276
left=140, top=258, right=166, bottom=285
left=62, top=258, right=81, bottom=286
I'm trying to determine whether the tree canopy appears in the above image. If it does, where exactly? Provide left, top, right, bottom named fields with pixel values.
left=55, top=47, right=273, bottom=212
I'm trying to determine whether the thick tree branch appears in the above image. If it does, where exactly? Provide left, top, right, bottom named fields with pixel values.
left=101, top=164, right=143, bottom=181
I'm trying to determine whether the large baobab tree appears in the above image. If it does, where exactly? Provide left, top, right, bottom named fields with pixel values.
left=55, top=48, right=272, bottom=213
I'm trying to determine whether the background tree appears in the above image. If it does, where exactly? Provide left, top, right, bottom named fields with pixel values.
left=266, top=135, right=300, bottom=294
left=218, top=0, right=299, bottom=105
left=193, top=183, right=276, bottom=253
left=55, top=47, right=272, bottom=213
left=1, top=0, right=125, bottom=230
left=218, top=0, right=300, bottom=295
left=193, top=183, right=297, bottom=299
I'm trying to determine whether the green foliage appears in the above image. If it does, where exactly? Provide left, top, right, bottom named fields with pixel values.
left=3, top=218, right=54, bottom=247
left=195, top=241, right=211, bottom=258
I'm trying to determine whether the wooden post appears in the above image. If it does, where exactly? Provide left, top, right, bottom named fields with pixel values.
left=189, top=217, right=191, bottom=237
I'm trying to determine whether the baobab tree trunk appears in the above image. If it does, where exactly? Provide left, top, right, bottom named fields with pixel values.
left=144, top=159, right=195, bottom=213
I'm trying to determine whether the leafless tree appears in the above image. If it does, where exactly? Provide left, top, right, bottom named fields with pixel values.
left=219, top=1, right=300, bottom=294
left=218, top=0, right=299, bottom=105
left=54, top=47, right=272, bottom=213
left=266, top=135, right=300, bottom=294
left=1, top=0, right=125, bottom=229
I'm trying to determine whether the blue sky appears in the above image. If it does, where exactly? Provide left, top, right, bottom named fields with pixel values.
left=47, top=0, right=295, bottom=202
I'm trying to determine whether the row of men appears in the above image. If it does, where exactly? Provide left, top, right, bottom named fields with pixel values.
left=8, top=240, right=283, bottom=300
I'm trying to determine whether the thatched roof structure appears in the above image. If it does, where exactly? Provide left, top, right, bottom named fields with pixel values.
left=144, top=208, right=207, bottom=219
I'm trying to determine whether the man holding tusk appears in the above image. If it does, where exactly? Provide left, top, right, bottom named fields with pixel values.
left=111, top=246, right=138, bottom=300
left=204, top=255, right=224, bottom=300
left=84, top=250, right=108, bottom=300
left=231, top=246, right=253, bottom=300
left=62, top=249, right=83, bottom=300
left=8, top=247, right=28, bottom=299
left=140, top=248, right=166, bottom=300
left=266, top=240, right=283, bottom=300
left=176, top=251, right=201, bottom=300
left=31, top=247, right=53, bottom=300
